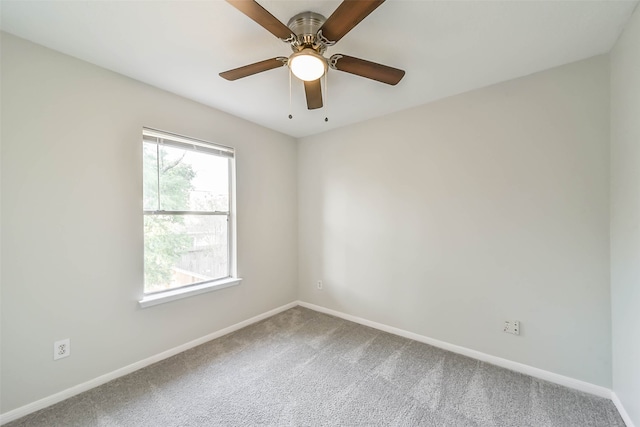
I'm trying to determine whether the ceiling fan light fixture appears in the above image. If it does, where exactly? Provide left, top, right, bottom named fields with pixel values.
left=289, top=49, right=327, bottom=82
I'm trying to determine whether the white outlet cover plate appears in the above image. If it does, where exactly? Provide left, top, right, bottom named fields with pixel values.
left=54, top=338, right=70, bottom=360
left=504, top=320, right=520, bottom=335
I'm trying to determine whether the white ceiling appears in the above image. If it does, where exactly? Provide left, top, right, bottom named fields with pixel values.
left=1, top=0, right=637, bottom=138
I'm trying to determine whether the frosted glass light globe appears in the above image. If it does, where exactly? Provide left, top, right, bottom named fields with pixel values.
left=289, top=49, right=327, bottom=82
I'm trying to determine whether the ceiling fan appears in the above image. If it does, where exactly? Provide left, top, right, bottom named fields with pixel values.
left=219, top=0, right=406, bottom=110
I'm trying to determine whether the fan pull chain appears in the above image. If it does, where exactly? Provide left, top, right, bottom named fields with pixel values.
left=288, top=68, right=293, bottom=120
left=324, top=71, right=328, bottom=123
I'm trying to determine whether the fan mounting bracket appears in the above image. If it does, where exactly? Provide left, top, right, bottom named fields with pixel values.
left=316, top=30, right=336, bottom=47
left=328, top=54, right=343, bottom=70
left=280, top=34, right=297, bottom=44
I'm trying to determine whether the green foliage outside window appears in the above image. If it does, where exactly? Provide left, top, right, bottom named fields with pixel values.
left=143, top=144, right=195, bottom=290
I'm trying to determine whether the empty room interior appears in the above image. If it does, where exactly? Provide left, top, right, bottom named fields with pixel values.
left=1, top=0, right=639, bottom=426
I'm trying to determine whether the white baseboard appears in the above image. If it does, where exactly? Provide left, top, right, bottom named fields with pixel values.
left=0, top=301, right=298, bottom=425
left=612, top=392, right=636, bottom=427
left=297, top=301, right=612, bottom=399
left=3, top=300, right=629, bottom=426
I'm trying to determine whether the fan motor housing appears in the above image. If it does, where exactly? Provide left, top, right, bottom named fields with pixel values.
left=287, top=12, right=326, bottom=52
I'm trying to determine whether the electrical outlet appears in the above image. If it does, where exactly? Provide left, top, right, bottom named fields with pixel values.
left=54, top=339, right=70, bottom=360
left=317, top=280, right=323, bottom=290
left=503, top=320, right=520, bottom=335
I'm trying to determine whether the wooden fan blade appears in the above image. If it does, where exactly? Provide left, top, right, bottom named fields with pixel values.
left=304, top=79, right=323, bottom=110
left=226, top=0, right=292, bottom=40
left=219, top=58, right=286, bottom=81
left=319, top=0, right=385, bottom=43
left=331, top=54, right=405, bottom=85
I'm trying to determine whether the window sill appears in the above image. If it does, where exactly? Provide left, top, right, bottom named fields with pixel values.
left=138, top=277, right=242, bottom=308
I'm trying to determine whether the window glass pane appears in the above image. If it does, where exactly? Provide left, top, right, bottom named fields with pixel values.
left=143, top=142, right=159, bottom=211
left=158, top=145, right=229, bottom=212
left=144, top=214, right=229, bottom=293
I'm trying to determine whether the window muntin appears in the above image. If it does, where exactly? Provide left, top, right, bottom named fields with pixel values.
left=142, top=128, right=234, bottom=294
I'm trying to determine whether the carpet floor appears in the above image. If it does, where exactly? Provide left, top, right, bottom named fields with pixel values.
left=7, top=306, right=624, bottom=426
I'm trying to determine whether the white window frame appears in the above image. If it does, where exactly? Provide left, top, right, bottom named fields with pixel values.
left=138, top=128, right=241, bottom=308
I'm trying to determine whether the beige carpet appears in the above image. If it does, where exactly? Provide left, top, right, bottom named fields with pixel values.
left=7, top=306, right=624, bottom=426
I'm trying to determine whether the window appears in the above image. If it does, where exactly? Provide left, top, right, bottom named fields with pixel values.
left=141, top=128, right=238, bottom=303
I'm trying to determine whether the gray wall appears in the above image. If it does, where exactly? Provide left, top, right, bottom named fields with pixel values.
left=298, top=56, right=612, bottom=387
left=610, top=5, right=640, bottom=425
left=0, top=33, right=298, bottom=413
